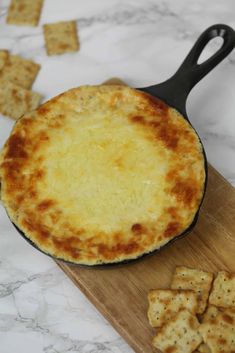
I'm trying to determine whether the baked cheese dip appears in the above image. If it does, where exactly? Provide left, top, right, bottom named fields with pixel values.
left=0, top=85, right=205, bottom=265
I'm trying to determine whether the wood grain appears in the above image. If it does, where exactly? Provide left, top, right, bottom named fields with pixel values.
left=56, top=79, right=235, bottom=353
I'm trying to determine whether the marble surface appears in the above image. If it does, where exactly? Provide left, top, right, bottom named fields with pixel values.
left=0, top=0, right=235, bottom=352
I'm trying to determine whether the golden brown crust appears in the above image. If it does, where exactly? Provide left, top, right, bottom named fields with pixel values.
left=0, top=85, right=205, bottom=265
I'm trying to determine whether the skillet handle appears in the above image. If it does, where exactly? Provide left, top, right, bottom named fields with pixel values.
left=139, top=24, right=235, bottom=117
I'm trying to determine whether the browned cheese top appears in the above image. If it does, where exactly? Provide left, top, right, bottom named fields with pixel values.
left=0, top=85, right=205, bottom=265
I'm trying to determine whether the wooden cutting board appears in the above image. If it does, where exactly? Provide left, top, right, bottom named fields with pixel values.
left=56, top=79, right=235, bottom=353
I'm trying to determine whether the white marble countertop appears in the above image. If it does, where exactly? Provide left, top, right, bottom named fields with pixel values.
left=0, top=0, right=235, bottom=352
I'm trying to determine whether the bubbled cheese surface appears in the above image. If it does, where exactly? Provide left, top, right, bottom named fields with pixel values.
left=0, top=85, right=205, bottom=265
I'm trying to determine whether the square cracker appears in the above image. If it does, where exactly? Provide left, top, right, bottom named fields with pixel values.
left=209, top=271, right=235, bottom=308
left=0, top=81, right=42, bottom=120
left=199, top=308, right=235, bottom=353
left=0, top=50, right=9, bottom=71
left=7, top=0, right=44, bottom=27
left=198, top=304, right=229, bottom=353
left=0, top=55, right=40, bottom=89
left=171, top=266, right=213, bottom=314
left=43, top=21, right=79, bottom=56
left=152, top=309, right=202, bottom=353
left=147, top=289, right=198, bottom=327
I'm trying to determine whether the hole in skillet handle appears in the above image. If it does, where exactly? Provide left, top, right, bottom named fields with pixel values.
left=138, top=23, right=235, bottom=118
left=197, top=36, right=224, bottom=64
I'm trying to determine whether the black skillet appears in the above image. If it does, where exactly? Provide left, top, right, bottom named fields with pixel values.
left=11, top=24, right=235, bottom=267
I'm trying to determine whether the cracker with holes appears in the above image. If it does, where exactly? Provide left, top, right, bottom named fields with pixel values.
left=209, top=271, right=235, bottom=308
left=171, top=266, right=213, bottom=314
left=194, top=306, right=223, bottom=352
left=199, top=308, right=235, bottom=353
left=0, top=81, right=42, bottom=119
left=196, top=307, right=215, bottom=353
left=0, top=55, right=40, bottom=89
left=202, top=306, right=221, bottom=323
left=43, top=21, right=79, bottom=56
left=0, top=50, right=9, bottom=71
left=147, top=289, right=198, bottom=327
left=152, top=309, right=202, bottom=353
left=6, top=0, right=44, bottom=27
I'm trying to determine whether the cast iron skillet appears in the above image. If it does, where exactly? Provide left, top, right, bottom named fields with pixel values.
left=11, top=24, right=235, bottom=267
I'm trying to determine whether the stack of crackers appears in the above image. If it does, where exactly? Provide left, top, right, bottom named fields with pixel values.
left=147, top=266, right=235, bottom=353
left=0, top=50, right=42, bottom=119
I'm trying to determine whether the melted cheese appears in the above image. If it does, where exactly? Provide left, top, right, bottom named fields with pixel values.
left=42, top=112, right=168, bottom=233
left=0, top=85, right=206, bottom=265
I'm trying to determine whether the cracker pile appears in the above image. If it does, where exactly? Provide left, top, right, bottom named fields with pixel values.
left=147, top=267, right=235, bottom=353
left=0, top=51, right=42, bottom=119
